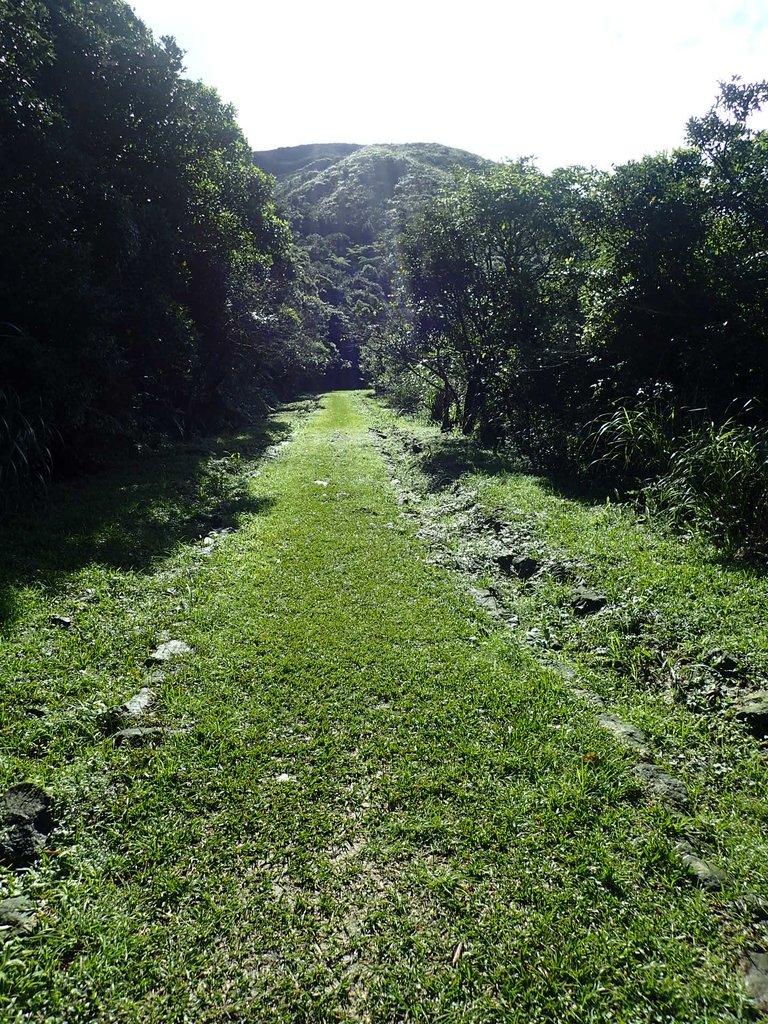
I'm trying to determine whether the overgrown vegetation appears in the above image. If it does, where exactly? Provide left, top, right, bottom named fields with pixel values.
left=348, top=81, right=768, bottom=554
left=587, top=398, right=768, bottom=553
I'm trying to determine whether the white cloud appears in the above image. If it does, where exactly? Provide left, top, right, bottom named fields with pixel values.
left=129, top=0, right=768, bottom=169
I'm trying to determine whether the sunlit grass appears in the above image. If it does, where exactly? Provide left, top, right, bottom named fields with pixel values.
left=0, top=393, right=760, bottom=1021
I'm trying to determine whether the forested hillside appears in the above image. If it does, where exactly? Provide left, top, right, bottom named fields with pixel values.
left=255, top=143, right=489, bottom=387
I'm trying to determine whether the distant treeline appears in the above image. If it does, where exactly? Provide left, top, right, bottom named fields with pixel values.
left=0, top=0, right=332, bottom=501
left=364, top=81, right=768, bottom=553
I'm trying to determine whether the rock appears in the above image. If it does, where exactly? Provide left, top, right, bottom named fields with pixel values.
left=0, top=824, right=46, bottom=869
left=547, top=561, right=574, bottom=583
left=4, top=784, right=53, bottom=835
left=597, top=713, right=648, bottom=753
left=513, top=556, right=540, bottom=579
left=704, top=648, right=741, bottom=676
left=743, top=951, right=768, bottom=1011
left=469, top=587, right=501, bottom=616
left=122, top=687, right=156, bottom=719
left=497, top=554, right=539, bottom=579
left=397, top=493, right=419, bottom=508
left=634, top=763, right=689, bottom=809
left=49, top=614, right=72, bottom=629
left=113, top=727, right=168, bottom=748
left=0, top=896, right=38, bottom=936
left=674, top=841, right=728, bottom=891
left=484, top=515, right=506, bottom=535
left=314, top=479, right=329, bottom=487
left=571, top=687, right=606, bottom=710
left=547, top=661, right=577, bottom=682
left=0, top=783, right=53, bottom=868
left=100, top=687, right=157, bottom=733
left=147, top=640, right=192, bottom=664
left=572, top=588, right=607, bottom=616
left=733, top=691, right=768, bottom=739
left=737, top=894, right=768, bottom=922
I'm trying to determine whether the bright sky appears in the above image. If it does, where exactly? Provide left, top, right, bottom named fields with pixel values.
left=128, top=0, right=768, bottom=171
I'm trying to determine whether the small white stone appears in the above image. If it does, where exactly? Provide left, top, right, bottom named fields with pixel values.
left=148, top=640, right=192, bottom=663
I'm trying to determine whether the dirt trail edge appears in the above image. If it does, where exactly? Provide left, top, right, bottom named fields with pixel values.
left=0, top=392, right=758, bottom=1023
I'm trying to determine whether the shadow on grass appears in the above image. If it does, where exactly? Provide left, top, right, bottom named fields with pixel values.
left=419, top=433, right=615, bottom=503
left=0, top=417, right=290, bottom=625
left=417, top=431, right=768, bottom=577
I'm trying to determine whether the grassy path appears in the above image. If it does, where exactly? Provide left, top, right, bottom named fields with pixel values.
left=0, top=392, right=758, bottom=1021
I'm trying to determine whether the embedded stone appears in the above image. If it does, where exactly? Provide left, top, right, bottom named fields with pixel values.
left=0, top=823, right=46, bottom=869
left=0, top=783, right=54, bottom=869
left=469, top=587, right=501, bottom=616
left=572, top=588, right=607, bottom=615
left=733, top=692, right=768, bottom=739
left=674, top=841, right=728, bottom=891
left=147, top=640, right=192, bottom=664
left=0, top=896, right=38, bottom=936
left=743, top=951, right=768, bottom=1011
left=597, top=713, right=647, bottom=752
left=112, top=727, right=167, bottom=748
left=634, top=763, right=689, bottom=809
left=497, top=554, right=539, bottom=579
left=547, top=661, right=577, bottom=682
left=4, top=784, right=53, bottom=835
left=100, top=687, right=157, bottom=733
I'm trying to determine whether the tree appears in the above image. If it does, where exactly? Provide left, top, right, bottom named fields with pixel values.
left=398, top=161, right=586, bottom=441
left=0, top=0, right=318, bottom=481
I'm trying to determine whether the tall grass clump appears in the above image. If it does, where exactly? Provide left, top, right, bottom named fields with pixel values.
left=588, top=396, right=768, bottom=556
left=0, top=385, right=54, bottom=515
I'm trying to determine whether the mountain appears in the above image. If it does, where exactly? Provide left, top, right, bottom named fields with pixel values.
left=259, top=142, right=489, bottom=244
left=253, top=143, right=491, bottom=385
left=251, top=143, right=363, bottom=180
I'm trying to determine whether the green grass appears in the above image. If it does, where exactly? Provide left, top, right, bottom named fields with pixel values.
left=0, top=392, right=764, bottom=1021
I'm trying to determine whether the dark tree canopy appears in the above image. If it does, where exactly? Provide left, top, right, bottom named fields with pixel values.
left=0, top=0, right=331, bottom=481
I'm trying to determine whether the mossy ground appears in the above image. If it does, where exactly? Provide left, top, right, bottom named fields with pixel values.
left=0, top=392, right=765, bottom=1022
